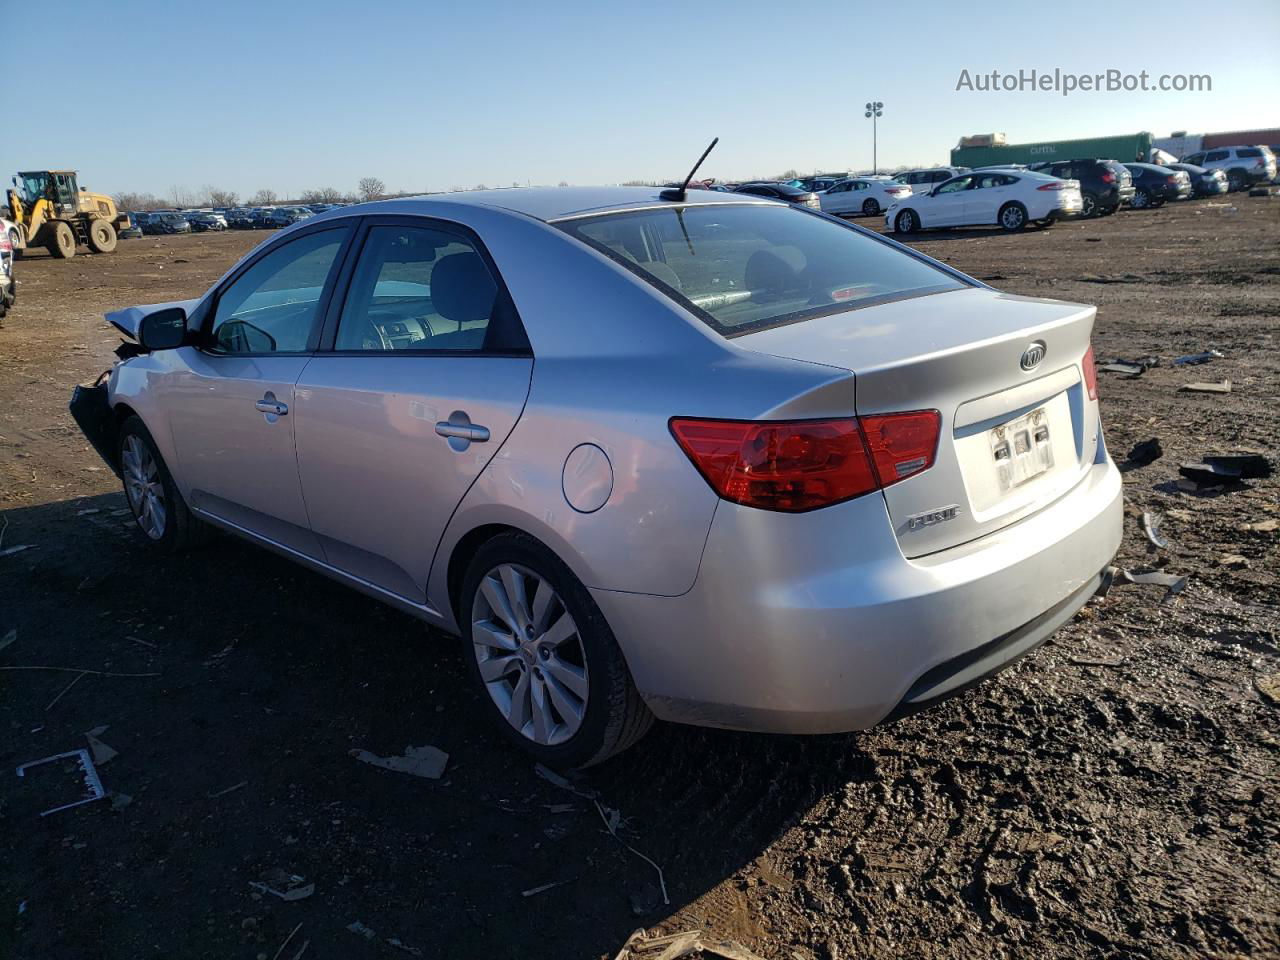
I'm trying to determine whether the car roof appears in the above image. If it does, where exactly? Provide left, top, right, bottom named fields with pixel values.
left=329, top=186, right=775, bottom=223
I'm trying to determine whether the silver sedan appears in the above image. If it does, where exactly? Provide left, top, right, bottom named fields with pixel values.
left=73, top=187, right=1122, bottom=767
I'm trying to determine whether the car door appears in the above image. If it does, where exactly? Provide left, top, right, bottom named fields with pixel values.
left=292, top=217, right=534, bottom=603
left=969, top=173, right=1012, bottom=223
left=927, top=175, right=974, bottom=226
left=822, top=181, right=854, bottom=214
left=165, top=223, right=353, bottom=556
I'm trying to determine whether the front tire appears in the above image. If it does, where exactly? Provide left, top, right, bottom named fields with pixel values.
left=47, top=221, right=76, bottom=258
left=118, top=416, right=207, bottom=553
left=861, top=197, right=880, bottom=216
left=461, top=532, right=653, bottom=768
left=998, top=202, right=1028, bottom=231
left=894, top=209, right=918, bottom=233
left=87, top=219, right=118, bottom=254
left=1131, top=188, right=1152, bottom=209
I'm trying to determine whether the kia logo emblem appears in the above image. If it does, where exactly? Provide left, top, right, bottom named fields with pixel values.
left=1020, top=341, right=1046, bottom=371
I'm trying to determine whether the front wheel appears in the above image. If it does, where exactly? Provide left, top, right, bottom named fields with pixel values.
left=118, top=416, right=208, bottom=553
left=1131, top=188, right=1152, bottom=209
left=87, top=219, right=118, bottom=254
left=998, top=202, right=1028, bottom=231
left=894, top=209, right=918, bottom=233
left=861, top=197, right=880, bottom=216
left=47, top=221, right=76, bottom=258
left=461, top=532, right=653, bottom=768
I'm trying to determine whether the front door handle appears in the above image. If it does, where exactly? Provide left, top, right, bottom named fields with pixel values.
left=255, top=392, right=288, bottom=417
left=435, top=411, right=489, bottom=451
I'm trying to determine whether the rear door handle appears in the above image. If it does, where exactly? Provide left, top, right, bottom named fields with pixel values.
left=435, top=412, right=489, bottom=451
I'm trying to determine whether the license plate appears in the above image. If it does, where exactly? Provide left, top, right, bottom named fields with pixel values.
left=990, top=407, right=1053, bottom=492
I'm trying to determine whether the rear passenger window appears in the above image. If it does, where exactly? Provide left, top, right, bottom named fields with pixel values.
left=1205, top=150, right=1229, bottom=162
left=335, top=224, right=513, bottom=353
left=1237, top=148, right=1261, bottom=158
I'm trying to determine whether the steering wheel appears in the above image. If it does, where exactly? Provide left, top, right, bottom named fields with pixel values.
left=360, top=316, right=392, bottom=351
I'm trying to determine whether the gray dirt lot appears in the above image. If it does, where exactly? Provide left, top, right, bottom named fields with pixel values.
left=1, top=198, right=1277, bottom=960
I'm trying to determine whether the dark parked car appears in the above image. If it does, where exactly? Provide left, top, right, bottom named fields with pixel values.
left=1164, top=163, right=1229, bottom=198
left=143, top=213, right=191, bottom=235
left=732, top=182, right=821, bottom=209
left=264, top=206, right=313, bottom=229
left=1123, top=164, right=1193, bottom=209
left=227, top=209, right=256, bottom=229
left=251, top=209, right=276, bottom=229
left=1029, top=158, right=1134, bottom=217
left=187, top=212, right=227, bottom=232
left=787, top=175, right=847, bottom=193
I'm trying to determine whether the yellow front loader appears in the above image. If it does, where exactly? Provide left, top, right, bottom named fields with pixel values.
left=6, top=170, right=130, bottom=259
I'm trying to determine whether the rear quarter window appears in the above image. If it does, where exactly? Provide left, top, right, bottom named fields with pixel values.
left=558, top=203, right=966, bottom=338
left=1237, top=148, right=1262, bottom=158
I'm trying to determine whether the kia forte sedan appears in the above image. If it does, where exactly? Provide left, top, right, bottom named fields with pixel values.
left=71, top=187, right=1122, bottom=767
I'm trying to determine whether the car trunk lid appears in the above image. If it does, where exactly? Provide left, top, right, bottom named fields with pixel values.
left=736, top=286, right=1101, bottom=556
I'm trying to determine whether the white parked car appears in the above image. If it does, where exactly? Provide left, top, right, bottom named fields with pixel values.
left=891, top=167, right=969, bottom=195
left=1179, top=145, right=1277, bottom=191
left=885, top=170, right=1083, bottom=233
left=0, top=218, right=15, bottom=318
left=819, top=177, right=912, bottom=217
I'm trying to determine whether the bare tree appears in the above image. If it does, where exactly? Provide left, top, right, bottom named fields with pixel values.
left=473, top=183, right=488, bottom=191
left=208, top=188, right=239, bottom=207
left=250, top=189, right=279, bottom=205
left=115, top=192, right=166, bottom=211
left=357, top=177, right=386, bottom=202
left=301, top=186, right=345, bottom=203
left=169, top=185, right=200, bottom=208
left=557, top=181, right=569, bottom=187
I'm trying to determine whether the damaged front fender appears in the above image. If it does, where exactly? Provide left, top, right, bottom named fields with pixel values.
left=69, top=375, right=122, bottom=477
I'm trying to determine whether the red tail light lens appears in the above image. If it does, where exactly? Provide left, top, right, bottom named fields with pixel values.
left=1166, top=175, right=1179, bottom=185
left=669, top=418, right=877, bottom=512
left=1100, top=172, right=1117, bottom=184
left=670, top=412, right=941, bottom=512
left=1037, top=181, right=1067, bottom=191
left=860, top=411, right=942, bottom=487
left=1082, top=345, right=1098, bottom=400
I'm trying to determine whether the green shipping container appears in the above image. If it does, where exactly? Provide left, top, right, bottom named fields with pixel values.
left=951, top=132, right=1155, bottom=168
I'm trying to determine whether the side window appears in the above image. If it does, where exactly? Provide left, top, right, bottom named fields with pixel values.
left=335, top=224, right=499, bottom=353
left=1185, top=153, right=1203, bottom=165
left=210, top=228, right=348, bottom=354
left=1205, top=150, right=1228, bottom=162
left=936, top=176, right=973, bottom=194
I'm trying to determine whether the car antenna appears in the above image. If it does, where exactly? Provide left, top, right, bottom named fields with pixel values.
left=660, top=137, right=719, bottom=202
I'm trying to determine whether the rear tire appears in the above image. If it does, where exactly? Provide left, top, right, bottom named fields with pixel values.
left=1081, top=193, right=1098, bottom=218
left=861, top=197, right=880, bottom=216
left=894, top=209, right=918, bottom=233
left=86, top=219, right=118, bottom=254
left=460, top=532, right=653, bottom=768
left=1131, top=188, right=1152, bottom=209
left=47, top=221, right=76, bottom=258
left=998, top=202, right=1028, bottom=231
left=118, top=416, right=208, bottom=553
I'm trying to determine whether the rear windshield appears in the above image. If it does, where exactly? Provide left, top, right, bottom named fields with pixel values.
left=558, top=203, right=964, bottom=337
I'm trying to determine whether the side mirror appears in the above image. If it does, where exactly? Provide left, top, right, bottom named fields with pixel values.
left=137, top=307, right=188, bottom=350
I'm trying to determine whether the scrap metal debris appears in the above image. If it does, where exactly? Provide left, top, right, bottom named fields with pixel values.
left=596, top=800, right=669, bottom=907
left=1179, top=380, right=1232, bottom=394
left=1179, top=455, right=1271, bottom=490
left=350, top=745, right=448, bottom=780
left=15, top=748, right=107, bottom=817
left=535, top=762, right=599, bottom=800
left=251, top=870, right=315, bottom=902
left=1098, top=361, right=1146, bottom=377
left=1141, top=511, right=1169, bottom=549
left=207, top=780, right=248, bottom=799
left=84, top=726, right=119, bottom=765
left=611, top=928, right=766, bottom=960
left=1117, top=568, right=1187, bottom=604
left=0, top=628, right=15, bottom=653
left=1173, top=349, right=1224, bottom=365
left=521, top=878, right=575, bottom=897
left=0, top=544, right=36, bottom=558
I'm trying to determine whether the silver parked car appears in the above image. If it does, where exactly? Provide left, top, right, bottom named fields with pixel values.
left=71, top=187, right=1122, bottom=767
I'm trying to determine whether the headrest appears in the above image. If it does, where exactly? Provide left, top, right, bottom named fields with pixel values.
left=431, top=253, right=496, bottom=324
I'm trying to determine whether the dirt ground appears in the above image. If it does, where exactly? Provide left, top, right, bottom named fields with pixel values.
left=2, top=199, right=1278, bottom=960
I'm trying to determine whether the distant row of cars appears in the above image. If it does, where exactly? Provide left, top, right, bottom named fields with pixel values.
left=122, top=202, right=351, bottom=239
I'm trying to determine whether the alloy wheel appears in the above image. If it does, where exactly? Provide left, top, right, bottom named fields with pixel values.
left=1001, top=205, right=1025, bottom=229
left=471, top=563, right=589, bottom=746
left=122, top=434, right=166, bottom=540
left=1082, top=194, right=1096, bottom=218
left=1132, top=190, right=1149, bottom=209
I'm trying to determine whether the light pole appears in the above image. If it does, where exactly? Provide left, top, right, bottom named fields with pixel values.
left=865, top=101, right=883, bottom=175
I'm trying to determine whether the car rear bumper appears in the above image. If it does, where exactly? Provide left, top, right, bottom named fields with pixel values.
left=1047, top=205, right=1082, bottom=220
left=593, top=453, right=1122, bottom=734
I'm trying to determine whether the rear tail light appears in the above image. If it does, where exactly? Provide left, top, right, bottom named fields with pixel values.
left=1037, top=181, right=1068, bottom=191
left=887, top=186, right=909, bottom=196
left=1100, top=172, right=1117, bottom=184
left=1166, top=175, right=1179, bottom=184
left=0, top=235, right=11, bottom=253
left=669, top=413, right=940, bottom=513
left=1082, top=345, right=1098, bottom=400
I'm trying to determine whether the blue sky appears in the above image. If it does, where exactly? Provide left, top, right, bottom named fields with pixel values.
left=7, top=0, right=1278, bottom=199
